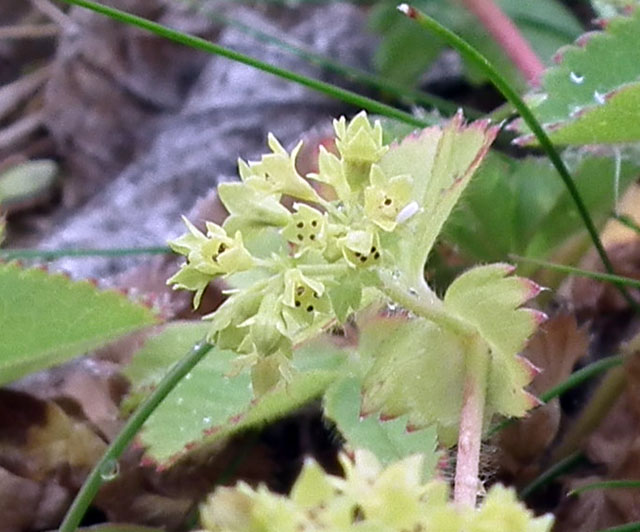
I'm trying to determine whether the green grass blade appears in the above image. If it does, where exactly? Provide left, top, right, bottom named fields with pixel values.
left=613, top=213, right=640, bottom=236
left=570, top=480, right=640, bottom=496
left=519, top=450, right=584, bottom=499
left=488, top=354, right=622, bottom=437
left=400, top=4, right=639, bottom=312
left=512, top=255, right=640, bottom=290
left=0, top=246, right=171, bottom=260
left=598, top=523, right=640, bottom=532
left=195, top=6, right=464, bottom=115
left=59, top=340, right=214, bottom=532
left=56, top=0, right=432, bottom=129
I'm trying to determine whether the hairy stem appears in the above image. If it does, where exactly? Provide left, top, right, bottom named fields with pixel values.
left=59, top=341, right=214, bottom=532
left=378, top=270, right=474, bottom=336
left=460, top=0, right=544, bottom=85
left=454, top=335, right=488, bottom=507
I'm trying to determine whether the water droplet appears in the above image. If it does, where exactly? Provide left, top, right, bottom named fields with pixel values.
left=185, top=372, right=193, bottom=380
left=203, top=416, right=212, bottom=424
left=408, top=287, right=418, bottom=297
left=179, top=426, right=186, bottom=433
left=569, top=105, right=582, bottom=118
left=569, top=71, right=584, bottom=84
left=594, top=90, right=606, bottom=104
left=391, top=270, right=401, bottom=280
left=177, top=397, right=184, bottom=406
left=100, top=459, right=119, bottom=481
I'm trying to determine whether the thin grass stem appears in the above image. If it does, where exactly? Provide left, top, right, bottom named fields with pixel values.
left=196, top=7, right=464, bottom=115
left=56, top=0, right=433, bottom=130
left=0, top=246, right=172, bottom=260
left=511, top=255, right=640, bottom=290
left=59, top=341, right=214, bottom=532
left=399, top=4, right=640, bottom=313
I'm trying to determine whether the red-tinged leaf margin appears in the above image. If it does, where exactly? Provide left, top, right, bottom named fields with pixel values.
left=0, top=261, right=159, bottom=385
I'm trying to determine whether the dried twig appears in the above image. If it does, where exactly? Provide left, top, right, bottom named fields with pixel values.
left=0, top=66, right=51, bottom=122
left=0, top=113, right=44, bottom=151
left=0, top=24, right=59, bottom=40
left=31, top=0, right=79, bottom=33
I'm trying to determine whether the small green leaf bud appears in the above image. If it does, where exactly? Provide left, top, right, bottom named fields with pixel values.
left=307, top=145, right=351, bottom=201
left=244, top=293, right=290, bottom=357
left=333, top=111, right=387, bottom=166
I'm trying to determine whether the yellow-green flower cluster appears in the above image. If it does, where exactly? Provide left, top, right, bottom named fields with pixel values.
left=198, top=450, right=553, bottom=532
left=167, top=112, right=421, bottom=384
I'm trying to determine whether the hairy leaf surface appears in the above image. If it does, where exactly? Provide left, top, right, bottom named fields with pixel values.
left=361, top=265, right=540, bottom=445
left=324, top=375, right=439, bottom=477
left=125, top=325, right=348, bottom=468
left=380, top=113, right=497, bottom=278
left=0, top=262, right=157, bottom=385
left=515, top=9, right=640, bottom=145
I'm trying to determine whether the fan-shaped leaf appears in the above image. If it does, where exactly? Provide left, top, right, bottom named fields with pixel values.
left=361, top=265, right=541, bottom=445
left=125, top=326, right=347, bottom=468
left=0, top=262, right=157, bottom=386
left=324, top=375, right=439, bottom=478
left=515, top=9, right=640, bottom=145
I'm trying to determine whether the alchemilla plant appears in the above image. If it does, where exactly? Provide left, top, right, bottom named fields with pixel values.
left=168, top=111, right=551, bottom=529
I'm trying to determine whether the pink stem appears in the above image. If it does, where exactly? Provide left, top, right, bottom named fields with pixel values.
left=460, top=0, right=545, bottom=86
left=453, top=335, right=488, bottom=507
left=453, top=374, right=484, bottom=507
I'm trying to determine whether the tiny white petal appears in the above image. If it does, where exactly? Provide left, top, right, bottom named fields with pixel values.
left=397, top=3, right=410, bottom=14
left=396, top=201, right=420, bottom=224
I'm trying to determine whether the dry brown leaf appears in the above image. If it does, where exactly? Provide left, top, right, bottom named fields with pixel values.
left=553, top=339, right=640, bottom=530
left=498, top=314, right=589, bottom=482
left=564, top=240, right=640, bottom=315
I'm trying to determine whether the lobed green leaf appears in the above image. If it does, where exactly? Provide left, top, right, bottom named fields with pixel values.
left=515, top=8, right=640, bottom=145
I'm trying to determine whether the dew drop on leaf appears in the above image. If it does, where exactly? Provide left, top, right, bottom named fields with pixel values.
left=203, top=416, right=212, bottom=425
left=177, top=397, right=184, bottom=405
left=100, top=459, right=120, bottom=481
left=185, top=372, right=193, bottom=380
left=569, top=71, right=584, bottom=84
left=594, top=90, right=606, bottom=104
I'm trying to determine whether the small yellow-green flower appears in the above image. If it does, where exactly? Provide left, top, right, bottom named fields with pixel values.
left=281, top=203, right=327, bottom=251
left=239, top=134, right=321, bottom=203
left=168, top=217, right=255, bottom=307
left=281, top=269, right=332, bottom=331
left=339, top=228, right=382, bottom=268
left=364, top=165, right=413, bottom=232
left=198, top=450, right=554, bottom=532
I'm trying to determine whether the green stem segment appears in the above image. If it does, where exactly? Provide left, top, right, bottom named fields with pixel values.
left=399, top=4, right=640, bottom=313
left=378, top=271, right=474, bottom=336
left=59, top=341, right=214, bottom=532
left=56, top=0, right=432, bottom=130
left=0, top=246, right=171, bottom=260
